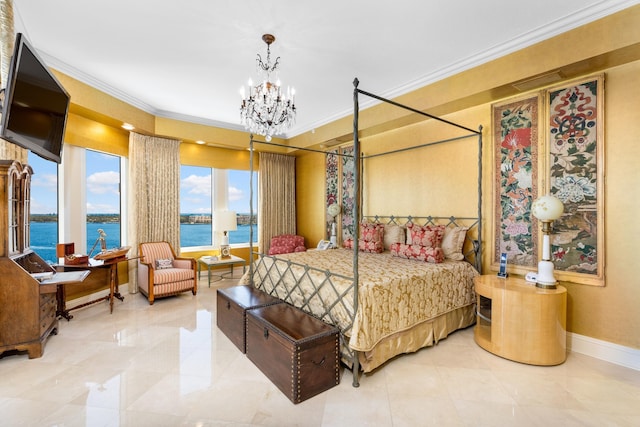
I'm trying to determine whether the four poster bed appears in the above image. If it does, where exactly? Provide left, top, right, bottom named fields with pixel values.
left=242, top=79, right=483, bottom=387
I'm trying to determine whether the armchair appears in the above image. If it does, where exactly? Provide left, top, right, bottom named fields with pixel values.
left=138, top=241, right=197, bottom=305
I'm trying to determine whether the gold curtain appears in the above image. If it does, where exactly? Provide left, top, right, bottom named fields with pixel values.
left=258, top=152, right=296, bottom=254
left=127, top=132, right=181, bottom=293
left=0, top=0, right=26, bottom=162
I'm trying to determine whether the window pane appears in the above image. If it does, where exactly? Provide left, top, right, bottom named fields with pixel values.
left=86, top=150, right=121, bottom=253
left=180, top=165, right=212, bottom=247
left=228, top=170, right=258, bottom=244
left=28, top=152, right=58, bottom=263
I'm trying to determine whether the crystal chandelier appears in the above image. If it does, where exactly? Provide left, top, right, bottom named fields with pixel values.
left=240, top=34, right=296, bottom=141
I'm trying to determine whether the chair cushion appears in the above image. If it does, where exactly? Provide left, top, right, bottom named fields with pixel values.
left=153, top=267, right=194, bottom=284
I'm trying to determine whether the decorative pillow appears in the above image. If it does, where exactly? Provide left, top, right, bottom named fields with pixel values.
left=361, top=222, right=384, bottom=243
left=407, top=224, right=446, bottom=248
left=358, top=238, right=383, bottom=253
left=383, top=224, right=405, bottom=250
left=155, top=258, right=173, bottom=269
left=390, top=243, right=444, bottom=263
left=442, top=226, right=468, bottom=261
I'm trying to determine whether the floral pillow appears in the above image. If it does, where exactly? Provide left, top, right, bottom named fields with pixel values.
left=441, top=226, right=468, bottom=261
left=390, top=243, right=444, bottom=263
left=155, top=258, right=173, bottom=269
left=361, top=222, right=385, bottom=243
left=407, top=224, right=445, bottom=248
left=358, top=239, right=383, bottom=253
left=342, top=237, right=383, bottom=253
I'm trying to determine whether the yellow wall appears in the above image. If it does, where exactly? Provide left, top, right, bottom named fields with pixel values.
left=294, top=7, right=640, bottom=350
left=13, top=6, right=639, bottom=349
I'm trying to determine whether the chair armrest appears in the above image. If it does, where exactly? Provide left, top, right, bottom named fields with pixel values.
left=174, top=257, right=195, bottom=269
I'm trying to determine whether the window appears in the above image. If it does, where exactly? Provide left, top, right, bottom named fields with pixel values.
left=180, top=166, right=257, bottom=249
left=27, top=152, right=58, bottom=263
left=180, top=165, right=213, bottom=247
left=85, top=150, right=121, bottom=253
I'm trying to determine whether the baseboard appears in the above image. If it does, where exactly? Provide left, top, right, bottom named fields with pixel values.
left=66, top=283, right=130, bottom=311
left=568, top=332, right=640, bottom=371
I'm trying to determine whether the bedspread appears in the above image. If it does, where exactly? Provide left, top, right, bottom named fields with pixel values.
left=241, top=248, right=478, bottom=353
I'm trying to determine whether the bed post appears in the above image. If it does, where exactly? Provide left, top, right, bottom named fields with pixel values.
left=477, top=125, right=483, bottom=274
left=249, top=134, right=255, bottom=284
left=351, top=77, right=361, bottom=388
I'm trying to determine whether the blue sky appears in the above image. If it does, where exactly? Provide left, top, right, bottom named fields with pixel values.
left=29, top=151, right=255, bottom=215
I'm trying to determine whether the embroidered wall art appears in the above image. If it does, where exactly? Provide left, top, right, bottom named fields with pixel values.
left=546, top=75, right=604, bottom=286
left=492, top=94, right=539, bottom=269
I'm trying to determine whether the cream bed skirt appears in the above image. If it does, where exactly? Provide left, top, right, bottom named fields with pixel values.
left=355, top=304, right=476, bottom=373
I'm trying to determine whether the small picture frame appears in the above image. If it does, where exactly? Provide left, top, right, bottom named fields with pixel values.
left=497, top=252, right=509, bottom=278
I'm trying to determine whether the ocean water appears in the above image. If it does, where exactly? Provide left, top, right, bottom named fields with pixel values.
left=30, top=222, right=257, bottom=264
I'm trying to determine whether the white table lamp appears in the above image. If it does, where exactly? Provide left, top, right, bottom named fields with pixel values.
left=214, top=211, right=237, bottom=258
left=531, top=194, right=564, bottom=289
left=327, top=203, right=341, bottom=247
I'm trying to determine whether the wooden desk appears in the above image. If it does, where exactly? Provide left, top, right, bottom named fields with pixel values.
left=55, top=257, right=129, bottom=317
left=474, top=275, right=567, bottom=365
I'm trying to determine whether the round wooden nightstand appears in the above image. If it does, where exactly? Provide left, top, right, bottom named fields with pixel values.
left=474, top=275, right=567, bottom=365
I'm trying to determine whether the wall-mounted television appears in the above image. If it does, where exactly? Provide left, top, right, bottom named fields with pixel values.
left=0, top=32, right=70, bottom=164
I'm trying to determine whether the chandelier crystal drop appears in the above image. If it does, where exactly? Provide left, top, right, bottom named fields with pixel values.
left=240, top=34, right=296, bottom=142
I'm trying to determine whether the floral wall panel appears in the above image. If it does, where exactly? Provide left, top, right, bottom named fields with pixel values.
left=547, top=75, right=604, bottom=285
left=340, top=146, right=355, bottom=242
left=325, top=149, right=339, bottom=239
left=493, top=95, right=539, bottom=268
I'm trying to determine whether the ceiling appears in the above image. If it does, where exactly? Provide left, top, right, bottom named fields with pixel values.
left=11, top=0, right=636, bottom=139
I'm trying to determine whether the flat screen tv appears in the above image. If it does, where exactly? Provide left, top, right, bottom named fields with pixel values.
left=0, top=32, right=70, bottom=164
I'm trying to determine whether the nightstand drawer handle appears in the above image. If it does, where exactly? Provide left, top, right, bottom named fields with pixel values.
left=263, top=327, right=269, bottom=339
left=226, top=301, right=231, bottom=310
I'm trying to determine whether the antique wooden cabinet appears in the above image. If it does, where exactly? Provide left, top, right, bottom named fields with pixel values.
left=0, top=160, right=59, bottom=359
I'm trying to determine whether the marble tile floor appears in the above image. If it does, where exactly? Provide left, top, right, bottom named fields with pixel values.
left=1, top=278, right=639, bottom=427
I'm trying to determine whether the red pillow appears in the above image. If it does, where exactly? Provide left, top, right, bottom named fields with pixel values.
left=407, top=224, right=445, bottom=248
left=361, top=222, right=384, bottom=243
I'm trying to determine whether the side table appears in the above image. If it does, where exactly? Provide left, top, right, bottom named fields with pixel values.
left=198, top=255, right=246, bottom=287
left=474, top=275, right=567, bottom=365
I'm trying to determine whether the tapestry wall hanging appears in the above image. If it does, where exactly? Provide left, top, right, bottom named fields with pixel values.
left=325, top=149, right=339, bottom=239
left=340, top=146, right=356, bottom=243
left=325, top=146, right=355, bottom=245
left=492, top=94, right=539, bottom=270
left=546, top=75, right=604, bottom=286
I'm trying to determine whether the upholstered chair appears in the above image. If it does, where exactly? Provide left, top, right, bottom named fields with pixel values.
left=268, top=234, right=307, bottom=255
left=138, top=241, right=197, bottom=305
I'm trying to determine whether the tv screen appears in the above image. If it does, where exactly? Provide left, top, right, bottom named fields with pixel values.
left=0, top=33, right=70, bottom=164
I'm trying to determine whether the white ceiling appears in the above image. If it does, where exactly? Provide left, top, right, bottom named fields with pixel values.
left=11, top=0, right=637, bottom=139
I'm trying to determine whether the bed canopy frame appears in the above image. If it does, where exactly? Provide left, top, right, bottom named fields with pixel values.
left=246, top=78, right=483, bottom=387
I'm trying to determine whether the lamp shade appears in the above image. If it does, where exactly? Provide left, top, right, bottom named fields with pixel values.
left=327, top=203, right=340, bottom=218
left=531, top=194, right=564, bottom=221
left=213, top=211, right=237, bottom=232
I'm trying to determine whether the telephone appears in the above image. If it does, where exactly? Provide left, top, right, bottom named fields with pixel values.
left=525, top=272, right=538, bottom=283
left=317, top=240, right=332, bottom=250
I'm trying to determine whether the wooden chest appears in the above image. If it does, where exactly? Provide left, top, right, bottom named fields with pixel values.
left=246, top=304, right=341, bottom=404
left=216, top=285, right=281, bottom=353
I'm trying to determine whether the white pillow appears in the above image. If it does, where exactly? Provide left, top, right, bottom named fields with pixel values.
left=441, top=227, right=468, bottom=261
left=155, top=258, right=173, bottom=269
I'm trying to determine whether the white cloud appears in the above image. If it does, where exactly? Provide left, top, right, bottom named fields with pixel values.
left=229, top=185, right=243, bottom=201
left=87, top=171, right=120, bottom=195
left=31, top=173, right=58, bottom=191
left=86, top=202, right=118, bottom=214
left=182, top=174, right=211, bottom=196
